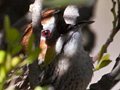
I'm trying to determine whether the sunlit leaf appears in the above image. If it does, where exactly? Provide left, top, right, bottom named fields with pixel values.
left=5, top=54, right=11, bottom=72
left=101, top=54, right=110, bottom=61
left=11, top=45, right=22, bottom=56
left=94, top=59, right=112, bottom=71
left=98, top=59, right=112, bottom=70
left=35, top=86, right=42, bottom=90
left=0, top=50, right=6, bottom=64
left=93, top=64, right=99, bottom=71
left=98, top=45, right=106, bottom=62
left=44, top=0, right=94, bottom=7
left=35, top=86, right=50, bottom=90
left=0, top=65, right=6, bottom=83
left=4, top=15, right=10, bottom=31
left=11, top=56, right=21, bottom=68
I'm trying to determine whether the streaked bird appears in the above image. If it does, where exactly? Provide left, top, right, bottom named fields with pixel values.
left=18, top=9, right=93, bottom=90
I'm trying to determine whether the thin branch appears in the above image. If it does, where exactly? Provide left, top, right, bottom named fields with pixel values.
left=109, top=54, right=120, bottom=78
left=110, top=54, right=120, bottom=89
left=111, top=0, right=117, bottom=29
left=90, top=54, right=120, bottom=90
left=28, top=0, right=43, bottom=89
left=93, top=0, right=120, bottom=63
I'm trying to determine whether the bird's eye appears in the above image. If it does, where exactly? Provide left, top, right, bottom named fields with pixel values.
left=42, top=30, right=50, bottom=37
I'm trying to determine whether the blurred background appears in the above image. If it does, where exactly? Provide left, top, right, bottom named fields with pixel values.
left=0, top=0, right=120, bottom=89
left=90, top=0, right=120, bottom=90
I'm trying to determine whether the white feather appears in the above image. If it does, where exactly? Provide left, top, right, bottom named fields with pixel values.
left=41, top=16, right=55, bottom=40
left=42, top=17, right=55, bottom=33
left=55, top=28, right=83, bottom=58
left=64, top=5, right=79, bottom=24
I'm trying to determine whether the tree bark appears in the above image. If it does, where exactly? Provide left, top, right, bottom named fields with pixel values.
left=28, top=0, right=43, bottom=89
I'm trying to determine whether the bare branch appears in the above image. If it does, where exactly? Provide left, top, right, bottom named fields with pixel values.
left=109, top=54, right=120, bottom=78
left=90, top=54, right=120, bottom=90
left=28, top=0, right=43, bottom=89
left=93, top=0, right=120, bottom=63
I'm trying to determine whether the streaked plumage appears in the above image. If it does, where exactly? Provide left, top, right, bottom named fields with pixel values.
left=13, top=9, right=93, bottom=90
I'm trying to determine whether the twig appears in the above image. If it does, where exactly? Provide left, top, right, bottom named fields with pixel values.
left=93, top=0, right=120, bottom=63
left=110, top=54, right=120, bottom=89
left=109, top=54, right=120, bottom=78
left=28, top=0, right=43, bottom=89
left=90, top=54, right=120, bottom=90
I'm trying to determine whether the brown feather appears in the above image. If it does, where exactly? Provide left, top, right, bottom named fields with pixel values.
left=21, top=10, right=55, bottom=54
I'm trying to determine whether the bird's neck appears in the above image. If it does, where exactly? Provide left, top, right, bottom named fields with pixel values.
left=55, top=29, right=83, bottom=58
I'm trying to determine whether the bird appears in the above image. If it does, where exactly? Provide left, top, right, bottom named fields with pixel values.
left=38, top=10, right=93, bottom=90
left=19, top=9, right=93, bottom=90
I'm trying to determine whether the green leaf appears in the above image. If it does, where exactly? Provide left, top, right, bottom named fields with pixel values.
left=98, top=59, right=112, bottom=70
left=5, top=53, right=11, bottom=72
left=6, top=28, right=21, bottom=44
left=4, top=16, right=21, bottom=52
left=27, top=47, right=41, bottom=63
left=0, top=65, right=6, bottom=83
left=41, top=86, right=50, bottom=90
left=101, top=54, right=110, bottom=61
left=11, top=56, right=21, bottom=68
left=4, top=15, right=10, bottom=31
left=4, top=16, right=20, bottom=44
left=15, top=69, right=23, bottom=76
left=19, top=47, right=41, bottom=67
left=94, top=54, right=111, bottom=71
left=0, top=50, right=6, bottom=64
left=98, top=45, right=106, bottom=62
left=44, top=0, right=94, bottom=7
left=11, top=45, right=22, bottom=56
left=27, top=34, right=34, bottom=55
left=35, top=86, right=50, bottom=90
left=35, top=86, right=42, bottom=90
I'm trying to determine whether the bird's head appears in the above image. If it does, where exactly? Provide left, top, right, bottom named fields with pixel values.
left=21, top=9, right=94, bottom=64
left=21, top=9, right=61, bottom=65
left=55, top=20, right=94, bottom=57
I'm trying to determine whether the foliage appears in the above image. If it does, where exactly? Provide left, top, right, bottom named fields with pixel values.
left=0, top=0, right=120, bottom=89
left=0, top=16, right=41, bottom=90
left=94, top=45, right=112, bottom=71
left=94, top=0, right=120, bottom=72
left=44, top=0, right=94, bottom=7
left=35, top=86, right=50, bottom=90
left=94, top=53, right=112, bottom=71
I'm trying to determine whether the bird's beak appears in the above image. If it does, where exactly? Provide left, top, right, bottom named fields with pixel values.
left=76, top=21, right=94, bottom=27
